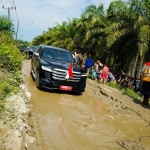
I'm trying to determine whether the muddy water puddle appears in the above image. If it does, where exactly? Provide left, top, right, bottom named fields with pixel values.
left=24, top=76, right=150, bottom=150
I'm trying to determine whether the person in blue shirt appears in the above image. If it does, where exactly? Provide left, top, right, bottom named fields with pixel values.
left=85, top=54, right=94, bottom=75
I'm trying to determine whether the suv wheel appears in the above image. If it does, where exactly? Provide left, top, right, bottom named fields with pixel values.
left=35, top=70, right=40, bottom=88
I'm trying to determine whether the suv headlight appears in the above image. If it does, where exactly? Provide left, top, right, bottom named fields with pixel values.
left=42, top=65, right=52, bottom=72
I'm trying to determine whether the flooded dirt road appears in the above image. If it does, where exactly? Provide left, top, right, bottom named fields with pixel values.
left=22, top=60, right=150, bottom=150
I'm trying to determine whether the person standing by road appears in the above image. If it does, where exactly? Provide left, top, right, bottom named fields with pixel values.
left=94, top=60, right=103, bottom=82
left=119, top=70, right=126, bottom=86
left=84, top=54, right=94, bottom=76
left=100, top=64, right=109, bottom=84
left=140, top=61, right=150, bottom=106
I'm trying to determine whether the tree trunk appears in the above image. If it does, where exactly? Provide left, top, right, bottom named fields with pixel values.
left=131, top=53, right=139, bottom=78
left=136, top=55, right=144, bottom=78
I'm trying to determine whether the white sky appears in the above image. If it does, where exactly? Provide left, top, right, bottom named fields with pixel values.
left=0, top=0, right=113, bottom=42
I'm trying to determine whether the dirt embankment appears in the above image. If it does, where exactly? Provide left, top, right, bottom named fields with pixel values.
left=87, top=79, right=150, bottom=127
left=0, top=61, right=39, bottom=150
left=0, top=84, right=39, bottom=150
left=86, top=79, right=150, bottom=149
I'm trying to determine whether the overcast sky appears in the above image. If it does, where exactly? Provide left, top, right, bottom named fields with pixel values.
left=0, top=0, right=113, bottom=42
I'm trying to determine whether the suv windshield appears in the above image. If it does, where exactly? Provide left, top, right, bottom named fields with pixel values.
left=43, top=48, right=73, bottom=61
left=30, top=46, right=38, bottom=51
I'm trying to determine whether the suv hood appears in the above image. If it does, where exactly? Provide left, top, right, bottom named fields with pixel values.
left=41, top=58, right=86, bottom=73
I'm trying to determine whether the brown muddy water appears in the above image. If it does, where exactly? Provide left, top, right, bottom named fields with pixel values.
left=23, top=60, right=150, bottom=150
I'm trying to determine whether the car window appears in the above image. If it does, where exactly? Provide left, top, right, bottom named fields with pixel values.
left=30, top=46, right=38, bottom=51
left=43, top=48, right=54, bottom=58
left=37, top=47, right=43, bottom=55
left=43, top=48, right=73, bottom=61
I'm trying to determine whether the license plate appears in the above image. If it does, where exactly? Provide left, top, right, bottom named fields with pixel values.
left=59, top=85, right=72, bottom=91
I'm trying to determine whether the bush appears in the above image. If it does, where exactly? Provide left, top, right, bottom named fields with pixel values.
left=0, top=32, right=23, bottom=73
left=0, top=32, right=23, bottom=114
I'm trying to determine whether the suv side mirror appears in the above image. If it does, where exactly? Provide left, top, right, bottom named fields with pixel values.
left=34, top=52, right=39, bottom=57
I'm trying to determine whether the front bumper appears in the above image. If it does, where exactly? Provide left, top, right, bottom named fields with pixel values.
left=39, top=78, right=86, bottom=93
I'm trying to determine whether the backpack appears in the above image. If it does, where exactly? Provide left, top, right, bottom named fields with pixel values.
left=142, top=62, right=150, bottom=82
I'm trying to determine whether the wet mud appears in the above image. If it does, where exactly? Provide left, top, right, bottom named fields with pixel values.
left=22, top=60, right=150, bottom=150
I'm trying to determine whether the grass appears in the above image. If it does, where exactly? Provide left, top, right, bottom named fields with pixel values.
left=107, top=81, right=143, bottom=100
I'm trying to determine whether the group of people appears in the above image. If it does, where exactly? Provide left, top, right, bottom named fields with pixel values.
left=72, top=51, right=150, bottom=106
left=114, top=70, right=141, bottom=91
left=73, top=52, right=110, bottom=83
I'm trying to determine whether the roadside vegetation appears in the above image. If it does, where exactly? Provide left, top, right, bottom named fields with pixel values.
left=107, top=81, right=143, bottom=100
left=32, top=0, right=150, bottom=78
left=0, top=16, right=23, bottom=115
left=88, top=73, right=142, bottom=100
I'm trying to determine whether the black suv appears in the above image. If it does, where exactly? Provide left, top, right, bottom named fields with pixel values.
left=31, top=44, right=87, bottom=93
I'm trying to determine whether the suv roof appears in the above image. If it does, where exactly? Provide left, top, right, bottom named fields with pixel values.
left=39, top=44, right=69, bottom=52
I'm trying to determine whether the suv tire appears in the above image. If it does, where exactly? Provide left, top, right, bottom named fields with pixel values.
left=35, top=70, right=40, bottom=88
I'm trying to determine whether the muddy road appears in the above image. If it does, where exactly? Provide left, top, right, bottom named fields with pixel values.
left=22, top=60, right=150, bottom=150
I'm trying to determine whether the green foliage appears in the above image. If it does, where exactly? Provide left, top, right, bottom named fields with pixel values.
left=107, top=81, right=119, bottom=88
left=0, top=15, right=15, bottom=40
left=0, top=31, right=23, bottom=114
left=0, top=15, right=14, bottom=32
left=121, top=88, right=142, bottom=99
left=107, top=82, right=142, bottom=100
left=0, top=32, right=23, bottom=72
left=17, top=40, right=30, bottom=47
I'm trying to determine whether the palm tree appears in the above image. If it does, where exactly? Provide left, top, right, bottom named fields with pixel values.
left=105, top=0, right=150, bottom=77
left=73, top=4, right=107, bottom=56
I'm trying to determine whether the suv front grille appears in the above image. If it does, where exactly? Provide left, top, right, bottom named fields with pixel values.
left=52, top=68, right=81, bottom=82
left=45, top=71, right=51, bottom=80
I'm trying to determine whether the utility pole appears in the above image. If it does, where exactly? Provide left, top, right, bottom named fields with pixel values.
left=2, top=6, right=18, bottom=40
left=2, top=6, right=16, bottom=21
left=16, top=21, right=19, bottom=41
